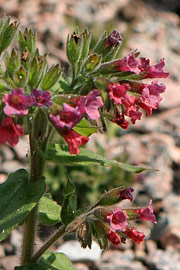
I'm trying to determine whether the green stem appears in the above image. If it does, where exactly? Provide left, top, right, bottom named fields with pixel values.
left=30, top=225, right=66, bottom=263
left=21, top=113, right=49, bottom=265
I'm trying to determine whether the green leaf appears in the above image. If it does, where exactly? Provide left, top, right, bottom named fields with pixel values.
left=73, top=118, right=97, bottom=137
left=0, top=17, right=18, bottom=55
left=61, top=174, right=77, bottom=225
left=0, top=169, right=46, bottom=242
left=42, top=64, right=61, bottom=90
left=44, top=144, right=150, bottom=173
left=38, top=193, right=61, bottom=226
left=15, top=251, right=75, bottom=270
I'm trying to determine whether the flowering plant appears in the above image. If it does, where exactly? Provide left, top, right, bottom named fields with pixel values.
left=0, top=16, right=168, bottom=269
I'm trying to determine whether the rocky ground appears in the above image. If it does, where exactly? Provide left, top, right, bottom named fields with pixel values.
left=0, top=0, right=180, bottom=269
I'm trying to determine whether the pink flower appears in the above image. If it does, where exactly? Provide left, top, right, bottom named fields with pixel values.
left=49, top=103, right=82, bottom=133
left=108, top=83, right=131, bottom=105
left=32, top=89, right=52, bottom=108
left=124, top=227, right=145, bottom=244
left=126, top=103, right=142, bottom=124
left=63, top=129, right=89, bottom=155
left=106, top=30, right=123, bottom=47
left=139, top=58, right=169, bottom=78
left=2, top=88, right=34, bottom=116
left=0, top=117, right=24, bottom=146
left=106, top=207, right=129, bottom=232
left=75, top=90, right=103, bottom=120
left=138, top=81, right=166, bottom=115
left=135, top=200, right=157, bottom=223
left=107, top=231, right=121, bottom=245
left=117, top=52, right=141, bottom=74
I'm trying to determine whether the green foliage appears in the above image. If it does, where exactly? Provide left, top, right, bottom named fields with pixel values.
left=18, top=28, right=37, bottom=54
left=73, top=118, right=97, bottom=137
left=38, top=194, right=61, bottom=226
left=15, top=252, right=75, bottom=270
left=0, top=16, right=18, bottom=55
left=0, top=169, right=46, bottom=241
left=45, top=143, right=135, bottom=208
left=42, top=64, right=62, bottom=90
left=44, top=143, right=149, bottom=173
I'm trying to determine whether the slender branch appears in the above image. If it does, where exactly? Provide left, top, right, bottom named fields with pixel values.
left=30, top=225, right=66, bottom=263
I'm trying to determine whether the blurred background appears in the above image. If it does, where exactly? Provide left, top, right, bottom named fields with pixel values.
left=0, top=0, right=180, bottom=269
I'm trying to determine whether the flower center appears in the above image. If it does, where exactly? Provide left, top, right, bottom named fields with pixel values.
left=12, top=96, right=20, bottom=104
left=37, top=96, right=44, bottom=103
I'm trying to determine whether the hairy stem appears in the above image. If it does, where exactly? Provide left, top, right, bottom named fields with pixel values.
left=21, top=113, right=49, bottom=265
left=30, top=225, right=66, bottom=263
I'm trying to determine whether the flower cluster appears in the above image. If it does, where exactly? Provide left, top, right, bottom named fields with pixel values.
left=93, top=188, right=156, bottom=246
left=106, top=200, right=156, bottom=245
left=0, top=30, right=169, bottom=155
left=108, top=53, right=168, bottom=129
left=75, top=187, right=156, bottom=248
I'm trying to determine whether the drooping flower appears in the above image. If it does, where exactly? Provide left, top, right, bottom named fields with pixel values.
left=139, top=58, right=169, bottom=79
left=107, top=230, right=121, bottom=245
left=32, top=89, right=52, bottom=108
left=106, top=207, right=129, bottom=232
left=63, top=129, right=89, bottom=155
left=106, top=30, right=123, bottom=47
left=75, top=90, right=103, bottom=120
left=135, top=200, right=157, bottom=223
left=124, top=227, right=145, bottom=244
left=2, top=88, right=34, bottom=116
left=0, top=117, right=24, bottom=146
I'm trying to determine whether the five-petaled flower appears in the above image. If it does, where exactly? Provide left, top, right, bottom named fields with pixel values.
left=2, top=88, right=34, bottom=116
left=106, top=208, right=129, bottom=232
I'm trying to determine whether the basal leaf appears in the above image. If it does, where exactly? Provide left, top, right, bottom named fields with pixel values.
left=0, top=169, right=46, bottom=241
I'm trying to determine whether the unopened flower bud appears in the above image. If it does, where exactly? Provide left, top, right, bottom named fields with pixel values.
left=94, top=187, right=134, bottom=207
